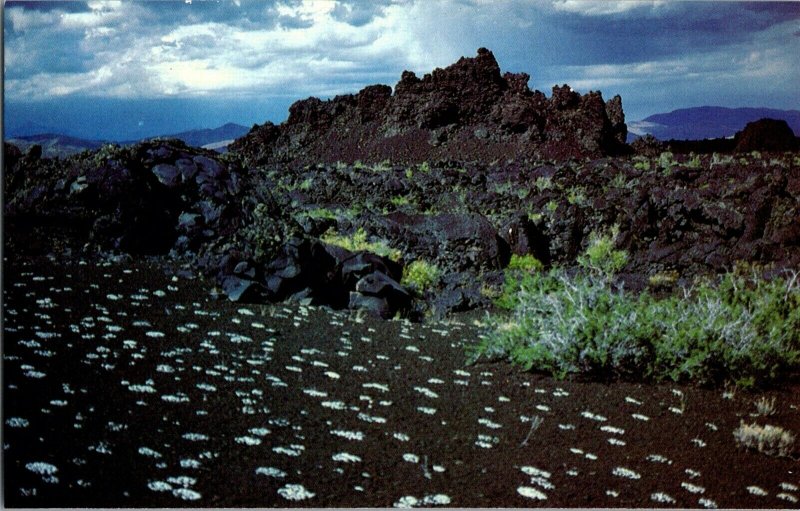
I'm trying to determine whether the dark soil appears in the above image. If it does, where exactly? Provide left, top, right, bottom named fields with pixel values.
left=3, top=254, right=799, bottom=508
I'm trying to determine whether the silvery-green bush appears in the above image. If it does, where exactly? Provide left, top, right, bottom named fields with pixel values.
left=471, top=269, right=800, bottom=387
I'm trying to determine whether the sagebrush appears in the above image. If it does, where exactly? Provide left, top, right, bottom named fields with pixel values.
left=470, top=269, right=800, bottom=386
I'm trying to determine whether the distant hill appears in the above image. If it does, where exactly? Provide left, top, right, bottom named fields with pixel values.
left=5, top=134, right=106, bottom=159
left=628, top=107, right=800, bottom=141
left=5, top=123, right=250, bottom=158
left=145, top=123, right=249, bottom=149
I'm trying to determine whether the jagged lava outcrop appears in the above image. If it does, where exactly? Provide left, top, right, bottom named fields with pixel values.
left=231, top=48, right=627, bottom=165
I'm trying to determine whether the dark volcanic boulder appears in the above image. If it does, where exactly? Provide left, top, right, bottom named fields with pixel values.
left=734, top=118, right=798, bottom=152
left=4, top=138, right=245, bottom=257
left=230, top=48, right=628, bottom=166
left=349, top=271, right=411, bottom=319
left=377, top=212, right=511, bottom=272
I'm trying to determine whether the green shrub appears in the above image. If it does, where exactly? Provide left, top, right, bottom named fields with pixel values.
left=577, top=225, right=628, bottom=277
left=401, top=260, right=441, bottom=295
left=566, top=186, right=587, bottom=206
left=508, top=254, right=544, bottom=272
left=321, top=227, right=402, bottom=262
left=469, top=269, right=800, bottom=387
left=534, top=176, right=552, bottom=191
left=659, top=151, right=676, bottom=169
left=685, top=153, right=702, bottom=169
left=390, top=195, right=411, bottom=207
left=304, top=207, right=338, bottom=220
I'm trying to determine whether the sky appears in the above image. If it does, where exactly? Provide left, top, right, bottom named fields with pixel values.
left=3, top=0, right=800, bottom=141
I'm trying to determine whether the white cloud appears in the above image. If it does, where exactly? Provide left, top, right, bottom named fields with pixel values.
left=551, top=0, right=669, bottom=17
left=4, top=0, right=797, bottom=116
left=6, top=8, right=59, bottom=32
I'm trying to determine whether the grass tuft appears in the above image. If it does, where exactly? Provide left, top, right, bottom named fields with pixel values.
left=733, top=421, right=795, bottom=457
left=321, top=227, right=402, bottom=262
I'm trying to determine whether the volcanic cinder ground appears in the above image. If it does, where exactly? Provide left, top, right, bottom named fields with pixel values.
left=3, top=254, right=800, bottom=508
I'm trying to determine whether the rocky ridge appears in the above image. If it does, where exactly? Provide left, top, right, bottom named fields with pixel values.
left=230, top=48, right=627, bottom=166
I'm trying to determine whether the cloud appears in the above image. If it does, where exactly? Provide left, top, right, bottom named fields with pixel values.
left=550, top=17, right=800, bottom=119
left=550, top=0, right=669, bottom=17
left=3, top=0, right=799, bottom=126
left=4, top=0, right=434, bottom=101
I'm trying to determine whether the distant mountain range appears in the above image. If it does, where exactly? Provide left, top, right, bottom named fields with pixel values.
left=5, top=123, right=250, bottom=158
left=628, top=107, right=800, bottom=141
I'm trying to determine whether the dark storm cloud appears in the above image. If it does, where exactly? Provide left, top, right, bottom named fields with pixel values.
left=4, top=0, right=798, bottom=139
left=5, top=1, right=91, bottom=12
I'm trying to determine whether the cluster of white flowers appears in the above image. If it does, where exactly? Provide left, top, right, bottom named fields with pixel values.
left=581, top=411, right=607, bottom=422
left=330, top=429, right=364, bottom=441
left=255, top=466, right=286, bottom=478
left=517, top=486, right=547, bottom=500
left=332, top=452, right=362, bottom=463
left=612, top=467, right=641, bottom=479
left=277, top=484, right=315, bottom=501
left=650, top=492, right=676, bottom=504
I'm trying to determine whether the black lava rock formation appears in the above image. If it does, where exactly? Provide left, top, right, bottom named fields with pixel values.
left=230, top=48, right=628, bottom=166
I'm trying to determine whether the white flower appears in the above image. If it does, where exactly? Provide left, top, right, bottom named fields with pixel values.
left=517, top=486, right=547, bottom=500
left=277, top=484, right=315, bottom=501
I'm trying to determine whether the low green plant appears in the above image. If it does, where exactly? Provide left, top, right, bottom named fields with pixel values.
left=508, top=254, right=544, bottom=272
left=298, top=177, right=314, bottom=192
left=534, top=176, right=552, bottom=191
left=685, top=153, right=702, bottom=169
left=648, top=270, right=679, bottom=290
left=469, top=269, right=800, bottom=387
left=577, top=225, right=628, bottom=277
left=321, top=227, right=402, bottom=262
left=371, top=159, right=392, bottom=172
left=305, top=207, right=338, bottom=220
left=609, top=172, right=629, bottom=189
left=546, top=200, right=558, bottom=213
left=659, top=151, right=676, bottom=169
left=566, top=186, right=587, bottom=206
left=418, top=161, right=431, bottom=173
left=390, top=195, right=411, bottom=208
left=401, top=260, right=441, bottom=295
left=633, top=159, right=651, bottom=171
left=527, top=212, right=544, bottom=223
